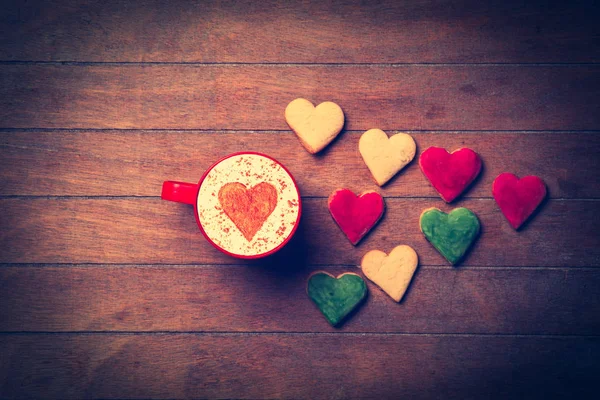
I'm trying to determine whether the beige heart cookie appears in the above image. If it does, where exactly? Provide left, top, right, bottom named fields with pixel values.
left=285, top=98, right=345, bottom=154
left=359, top=129, right=416, bottom=186
left=361, top=245, right=418, bottom=302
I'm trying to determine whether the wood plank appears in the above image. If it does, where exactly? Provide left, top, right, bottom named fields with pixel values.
left=1, top=65, right=598, bottom=130
left=0, top=198, right=597, bottom=266
left=1, top=0, right=598, bottom=63
left=2, top=131, right=599, bottom=198
left=1, top=334, right=597, bottom=399
left=1, top=266, right=598, bottom=334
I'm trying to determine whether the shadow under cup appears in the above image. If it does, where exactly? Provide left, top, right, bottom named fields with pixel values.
left=161, top=152, right=302, bottom=259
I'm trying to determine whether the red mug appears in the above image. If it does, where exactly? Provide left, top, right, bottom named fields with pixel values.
left=161, top=152, right=302, bottom=259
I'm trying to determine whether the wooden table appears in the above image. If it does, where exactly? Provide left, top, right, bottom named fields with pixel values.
left=1, top=0, right=599, bottom=398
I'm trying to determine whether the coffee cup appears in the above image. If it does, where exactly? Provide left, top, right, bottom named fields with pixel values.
left=161, top=152, right=302, bottom=259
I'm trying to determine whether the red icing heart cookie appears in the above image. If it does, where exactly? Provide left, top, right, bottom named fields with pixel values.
left=419, top=147, right=482, bottom=202
left=218, top=182, right=278, bottom=241
left=492, top=173, right=547, bottom=230
left=328, top=189, right=385, bottom=245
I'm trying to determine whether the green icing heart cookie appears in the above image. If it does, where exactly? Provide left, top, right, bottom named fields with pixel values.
left=307, top=272, right=367, bottom=326
left=419, top=207, right=480, bottom=265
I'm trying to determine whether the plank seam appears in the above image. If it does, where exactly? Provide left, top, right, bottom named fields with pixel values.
left=0, top=263, right=597, bottom=270
left=0, top=331, right=599, bottom=338
left=1, top=61, right=600, bottom=67
left=0, top=195, right=598, bottom=201
left=1, top=128, right=600, bottom=134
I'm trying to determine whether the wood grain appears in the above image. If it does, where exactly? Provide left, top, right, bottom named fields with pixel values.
left=1, top=334, right=598, bottom=399
left=1, top=198, right=598, bottom=266
left=1, top=65, right=598, bottom=130
left=1, top=266, right=599, bottom=334
left=1, top=0, right=598, bottom=63
left=2, top=131, right=598, bottom=198
left=1, top=1, right=599, bottom=398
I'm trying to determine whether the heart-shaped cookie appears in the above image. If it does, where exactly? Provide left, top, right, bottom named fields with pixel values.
left=419, top=147, right=482, bottom=202
left=361, top=245, right=418, bottom=302
left=328, top=189, right=385, bottom=245
left=359, top=129, right=416, bottom=186
left=307, top=272, right=367, bottom=326
left=285, top=98, right=344, bottom=154
left=419, top=207, right=480, bottom=265
left=218, top=182, right=278, bottom=241
left=493, top=173, right=547, bottom=230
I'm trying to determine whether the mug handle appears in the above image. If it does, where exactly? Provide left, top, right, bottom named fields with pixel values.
left=161, top=181, right=198, bottom=205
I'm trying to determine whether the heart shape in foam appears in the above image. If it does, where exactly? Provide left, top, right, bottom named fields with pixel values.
left=492, top=173, right=547, bottom=230
left=359, top=129, right=416, bottom=186
left=361, top=245, right=418, bottom=302
left=307, top=272, right=367, bottom=326
left=419, top=147, right=482, bottom=202
left=420, top=207, right=480, bottom=265
left=328, top=189, right=385, bottom=245
left=218, top=182, right=278, bottom=241
left=285, top=98, right=345, bottom=154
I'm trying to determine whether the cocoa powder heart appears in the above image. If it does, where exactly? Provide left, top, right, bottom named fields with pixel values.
left=218, top=182, right=278, bottom=241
